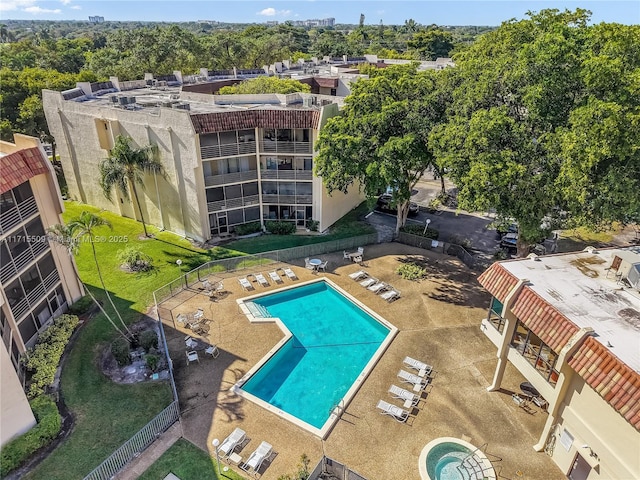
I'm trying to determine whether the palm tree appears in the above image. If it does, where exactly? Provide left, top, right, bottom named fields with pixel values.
left=47, top=221, right=129, bottom=341
left=99, top=135, right=164, bottom=237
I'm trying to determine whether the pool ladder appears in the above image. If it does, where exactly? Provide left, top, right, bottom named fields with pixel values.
left=330, top=399, right=346, bottom=418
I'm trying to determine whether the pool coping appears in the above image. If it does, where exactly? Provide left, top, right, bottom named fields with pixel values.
left=231, top=277, right=399, bottom=439
left=418, top=436, right=497, bottom=480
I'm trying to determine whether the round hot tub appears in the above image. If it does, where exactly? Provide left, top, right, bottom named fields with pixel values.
left=418, top=437, right=496, bottom=480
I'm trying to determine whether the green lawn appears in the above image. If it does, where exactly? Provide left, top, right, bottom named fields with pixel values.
left=557, top=225, right=621, bottom=253
left=138, top=439, right=245, bottom=480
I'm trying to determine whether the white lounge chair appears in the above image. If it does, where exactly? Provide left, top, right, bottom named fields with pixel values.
left=380, top=289, right=400, bottom=302
left=389, top=384, right=420, bottom=408
left=348, top=270, right=368, bottom=280
left=283, top=268, right=298, bottom=280
left=397, top=369, right=428, bottom=391
left=368, top=282, right=388, bottom=293
left=255, top=273, right=269, bottom=287
left=239, top=277, right=253, bottom=290
left=360, top=277, right=377, bottom=288
left=242, top=441, right=273, bottom=473
left=268, top=271, right=283, bottom=283
left=376, top=399, right=409, bottom=422
left=219, top=427, right=246, bottom=458
left=403, top=356, right=433, bottom=377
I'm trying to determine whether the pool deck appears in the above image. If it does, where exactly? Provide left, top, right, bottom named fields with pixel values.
left=159, top=242, right=564, bottom=480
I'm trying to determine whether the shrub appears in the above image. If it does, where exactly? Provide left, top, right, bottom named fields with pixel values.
left=234, top=221, right=262, bottom=236
left=0, top=395, right=62, bottom=477
left=111, top=337, right=131, bottom=366
left=277, top=454, right=310, bottom=480
left=265, top=221, right=296, bottom=235
left=493, top=248, right=509, bottom=260
left=449, top=234, right=473, bottom=250
left=397, top=263, right=427, bottom=281
left=400, top=224, right=439, bottom=240
left=305, top=218, right=319, bottom=232
left=117, top=246, right=153, bottom=272
left=68, top=295, right=93, bottom=315
left=145, top=354, right=159, bottom=372
left=139, top=330, right=158, bottom=352
left=24, top=314, right=79, bottom=398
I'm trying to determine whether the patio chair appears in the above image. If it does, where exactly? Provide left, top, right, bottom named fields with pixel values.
left=205, top=345, right=219, bottom=358
left=255, top=273, right=269, bottom=287
left=376, top=399, right=409, bottom=423
left=176, top=313, right=187, bottom=326
left=193, top=308, right=204, bottom=322
left=268, top=271, right=283, bottom=283
left=353, top=255, right=363, bottom=264
left=343, top=250, right=351, bottom=260
left=348, top=270, right=367, bottom=280
left=202, top=279, right=213, bottom=291
left=360, top=277, right=377, bottom=288
left=219, top=427, right=246, bottom=458
left=185, top=336, right=197, bottom=349
left=357, top=246, right=364, bottom=256
left=380, top=289, right=401, bottom=302
left=389, top=384, right=420, bottom=408
left=186, top=350, right=199, bottom=365
left=318, top=260, right=329, bottom=272
left=397, top=369, right=428, bottom=391
left=304, top=258, right=315, bottom=270
left=241, top=441, right=273, bottom=474
left=283, top=268, right=298, bottom=280
left=239, top=277, right=253, bottom=290
left=368, top=281, right=388, bottom=294
left=403, top=356, right=433, bottom=377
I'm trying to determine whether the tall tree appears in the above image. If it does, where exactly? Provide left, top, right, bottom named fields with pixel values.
left=407, top=30, right=454, bottom=60
left=315, top=64, right=447, bottom=234
left=218, top=76, right=311, bottom=95
left=99, top=135, right=164, bottom=238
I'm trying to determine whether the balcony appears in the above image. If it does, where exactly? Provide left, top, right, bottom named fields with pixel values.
left=204, top=170, right=258, bottom=187
left=207, top=195, right=260, bottom=213
left=200, top=141, right=257, bottom=160
left=0, top=196, right=38, bottom=235
left=11, top=270, right=61, bottom=321
left=260, top=170, right=313, bottom=181
left=260, top=140, right=312, bottom=154
left=261, top=194, right=313, bottom=204
left=0, top=238, right=51, bottom=284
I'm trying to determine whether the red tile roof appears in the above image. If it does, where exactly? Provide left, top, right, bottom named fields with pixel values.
left=190, top=109, right=321, bottom=134
left=568, top=336, right=640, bottom=430
left=0, top=147, right=49, bottom=194
left=511, top=287, right=579, bottom=353
left=477, top=263, right=519, bottom=303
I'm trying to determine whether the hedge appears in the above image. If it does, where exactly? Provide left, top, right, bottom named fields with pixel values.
left=0, top=395, right=62, bottom=477
left=400, top=224, right=439, bottom=239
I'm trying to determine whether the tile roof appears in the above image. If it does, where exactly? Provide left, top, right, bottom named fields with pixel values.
left=477, top=262, right=519, bottom=303
left=568, top=336, right=640, bottom=430
left=190, top=109, right=321, bottom=134
left=511, top=287, right=579, bottom=353
left=0, top=147, right=49, bottom=194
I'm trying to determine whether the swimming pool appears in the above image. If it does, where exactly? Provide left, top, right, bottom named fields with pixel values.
left=234, top=278, right=397, bottom=438
left=418, top=437, right=496, bottom=480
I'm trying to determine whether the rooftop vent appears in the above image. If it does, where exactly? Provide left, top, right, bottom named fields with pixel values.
left=583, top=246, right=598, bottom=254
left=527, top=253, right=540, bottom=261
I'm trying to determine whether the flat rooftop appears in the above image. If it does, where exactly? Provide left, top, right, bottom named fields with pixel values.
left=501, top=247, right=640, bottom=372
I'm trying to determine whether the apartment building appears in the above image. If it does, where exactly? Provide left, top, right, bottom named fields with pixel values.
left=43, top=71, right=366, bottom=243
left=477, top=247, right=640, bottom=480
left=0, top=134, right=83, bottom=445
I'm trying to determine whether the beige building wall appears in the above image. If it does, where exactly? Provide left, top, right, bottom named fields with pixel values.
left=42, top=91, right=204, bottom=241
left=0, top=342, right=36, bottom=446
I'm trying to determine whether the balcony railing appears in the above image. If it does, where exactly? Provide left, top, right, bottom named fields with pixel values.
left=260, top=140, right=312, bottom=154
left=204, top=170, right=258, bottom=187
left=0, top=239, right=51, bottom=284
left=207, top=194, right=260, bottom=213
left=12, top=270, right=61, bottom=321
left=0, top=196, right=38, bottom=235
left=261, top=194, right=313, bottom=204
left=200, top=141, right=256, bottom=160
left=260, top=170, right=313, bottom=181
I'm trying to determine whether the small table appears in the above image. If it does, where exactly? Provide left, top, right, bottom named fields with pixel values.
left=309, top=258, right=322, bottom=270
left=228, top=452, right=242, bottom=465
left=403, top=399, right=414, bottom=409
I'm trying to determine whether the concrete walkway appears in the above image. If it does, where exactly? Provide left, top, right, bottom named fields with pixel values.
left=114, top=423, right=183, bottom=480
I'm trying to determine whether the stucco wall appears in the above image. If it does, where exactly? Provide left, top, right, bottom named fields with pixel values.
left=0, top=343, right=35, bottom=446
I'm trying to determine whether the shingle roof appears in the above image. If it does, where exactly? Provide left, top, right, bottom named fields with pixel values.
left=511, top=287, right=579, bottom=353
left=190, top=109, right=321, bottom=134
left=0, top=147, right=49, bottom=194
left=568, top=336, right=640, bottom=430
left=477, top=262, right=519, bottom=303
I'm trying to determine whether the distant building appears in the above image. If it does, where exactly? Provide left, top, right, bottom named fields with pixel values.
left=265, top=21, right=279, bottom=26
left=292, top=18, right=335, bottom=27
left=88, top=16, right=104, bottom=23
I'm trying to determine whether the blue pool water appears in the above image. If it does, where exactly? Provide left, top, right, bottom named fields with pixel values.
left=241, top=282, right=390, bottom=429
left=427, top=442, right=473, bottom=480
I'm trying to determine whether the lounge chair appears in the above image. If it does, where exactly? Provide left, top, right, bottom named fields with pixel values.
left=380, top=289, right=401, bottom=302
left=239, top=277, right=253, bottom=290
left=397, top=369, right=428, bottom=391
left=219, top=427, right=246, bottom=458
left=376, top=399, right=409, bottom=422
left=368, top=281, right=388, bottom=293
left=389, top=384, right=420, bottom=408
left=268, top=271, right=283, bottom=283
left=241, top=441, right=273, bottom=474
left=403, top=356, right=433, bottom=377
left=283, top=268, right=298, bottom=280
left=360, top=277, right=377, bottom=288
left=193, top=308, right=204, bottom=321
left=255, top=273, right=269, bottom=287
left=349, top=270, right=368, bottom=280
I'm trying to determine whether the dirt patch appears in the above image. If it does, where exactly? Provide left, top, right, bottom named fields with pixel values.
left=570, top=256, right=606, bottom=278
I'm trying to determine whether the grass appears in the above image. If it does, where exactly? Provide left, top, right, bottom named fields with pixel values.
left=557, top=225, right=621, bottom=253
left=225, top=202, right=375, bottom=254
left=138, top=439, right=245, bottom=480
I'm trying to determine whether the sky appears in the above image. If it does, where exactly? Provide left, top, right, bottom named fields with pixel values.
left=1, top=0, right=638, bottom=25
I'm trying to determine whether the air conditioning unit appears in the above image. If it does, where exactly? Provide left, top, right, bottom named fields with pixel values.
left=302, top=97, right=313, bottom=108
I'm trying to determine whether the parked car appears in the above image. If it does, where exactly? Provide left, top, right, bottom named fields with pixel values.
left=376, top=194, right=420, bottom=217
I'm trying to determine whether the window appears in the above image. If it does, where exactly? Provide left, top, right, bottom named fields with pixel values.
left=6, top=232, right=29, bottom=259
left=6, top=279, right=24, bottom=307
left=242, top=182, right=258, bottom=196
left=559, top=428, right=574, bottom=451
left=1, top=191, right=15, bottom=211
left=20, top=265, right=42, bottom=296
left=279, top=182, right=295, bottom=195
left=25, top=217, right=45, bottom=238
left=244, top=207, right=260, bottom=222
left=304, top=158, right=313, bottom=171
left=487, top=296, right=506, bottom=333
left=262, top=182, right=278, bottom=195
left=227, top=209, right=244, bottom=225
left=266, top=157, right=278, bottom=170
left=34, top=300, right=52, bottom=327
left=18, top=315, right=37, bottom=344
left=224, top=185, right=242, bottom=199
left=38, top=254, right=57, bottom=279
left=13, top=182, right=33, bottom=204
left=510, top=320, right=560, bottom=385
left=206, top=188, right=224, bottom=202
left=296, top=183, right=312, bottom=196
left=278, top=158, right=292, bottom=170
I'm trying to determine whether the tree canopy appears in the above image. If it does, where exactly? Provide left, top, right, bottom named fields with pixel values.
left=218, top=76, right=311, bottom=95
